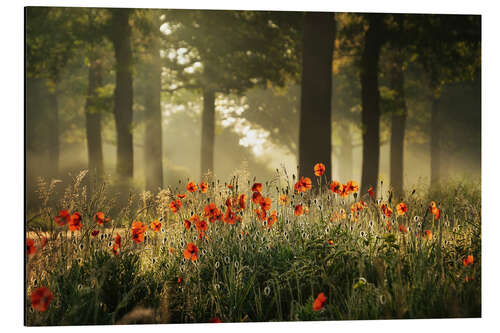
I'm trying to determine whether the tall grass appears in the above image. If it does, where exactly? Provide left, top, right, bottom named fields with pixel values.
left=25, top=169, right=481, bottom=325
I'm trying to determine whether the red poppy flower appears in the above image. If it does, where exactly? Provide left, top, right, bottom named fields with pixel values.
left=184, top=242, right=199, bottom=261
left=329, top=181, right=343, bottom=194
left=224, top=207, right=237, bottom=224
left=313, top=292, right=327, bottom=311
left=94, top=211, right=110, bottom=225
left=396, top=202, right=408, bottom=216
left=204, top=203, right=221, bottom=223
left=301, top=177, right=312, bottom=190
left=68, top=212, right=82, bottom=232
left=211, top=210, right=223, bottom=223
left=195, top=219, right=208, bottom=232
left=112, top=243, right=120, bottom=256
left=339, top=185, right=349, bottom=197
left=150, top=220, right=161, bottom=232
left=115, top=233, right=122, bottom=248
left=256, top=208, right=267, bottom=221
left=463, top=255, right=474, bottom=267
left=252, top=183, right=263, bottom=193
left=429, top=202, right=439, bottom=218
left=54, top=210, right=71, bottom=226
left=27, top=238, right=36, bottom=256
left=251, top=191, right=263, bottom=204
left=186, top=181, right=198, bottom=193
left=294, top=204, right=304, bottom=216
left=91, top=230, right=100, bottom=237
left=200, top=182, right=208, bottom=193
left=328, top=240, right=334, bottom=245
left=30, top=287, right=54, bottom=312
left=209, top=317, right=222, bottom=323
left=430, top=202, right=440, bottom=220
left=314, top=163, right=326, bottom=177
left=190, top=214, right=201, bottom=224
left=184, top=219, right=191, bottom=230
left=204, top=203, right=218, bottom=217
left=381, top=204, right=393, bottom=218
left=177, top=194, right=186, bottom=199
left=399, top=225, right=408, bottom=233
left=295, top=176, right=312, bottom=193
left=177, top=277, right=183, bottom=284
left=131, top=221, right=147, bottom=244
left=260, top=197, right=272, bottom=211
left=424, top=229, right=432, bottom=240
left=169, top=200, right=182, bottom=213
left=238, top=194, right=247, bottom=210
left=368, top=186, right=375, bottom=199
left=345, top=180, right=359, bottom=194
left=267, top=210, right=277, bottom=228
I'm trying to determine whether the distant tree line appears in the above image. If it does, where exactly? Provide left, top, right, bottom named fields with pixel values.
left=26, top=8, right=480, bottom=198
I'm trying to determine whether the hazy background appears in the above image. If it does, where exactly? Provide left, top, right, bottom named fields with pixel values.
left=25, top=8, right=481, bottom=209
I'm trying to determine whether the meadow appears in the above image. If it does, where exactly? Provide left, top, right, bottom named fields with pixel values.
left=25, top=166, right=481, bottom=325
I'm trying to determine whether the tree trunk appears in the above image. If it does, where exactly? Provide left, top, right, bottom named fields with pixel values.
left=298, top=12, right=335, bottom=181
left=360, top=14, right=384, bottom=195
left=430, top=94, right=441, bottom=189
left=200, top=87, right=216, bottom=178
left=85, top=57, right=104, bottom=178
left=47, top=85, right=59, bottom=177
left=389, top=53, right=407, bottom=196
left=144, top=27, right=164, bottom=191
left=111, top=9, right=134, bottom=179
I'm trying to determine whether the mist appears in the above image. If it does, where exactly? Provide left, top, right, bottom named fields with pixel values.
left=25, top=8, right=481, bottom=209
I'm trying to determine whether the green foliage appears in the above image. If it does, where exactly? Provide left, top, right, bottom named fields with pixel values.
left=161, top=9, right=302, bottom=94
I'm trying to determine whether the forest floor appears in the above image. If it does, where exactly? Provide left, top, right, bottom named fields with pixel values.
left=25, top=171, right=481, bottom=325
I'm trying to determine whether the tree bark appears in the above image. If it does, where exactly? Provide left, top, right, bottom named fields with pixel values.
left=144, top=27, right=164, bottom=191
left=360, top=14, right=384, bottom=195
left=430, top=94, right=441, bottom=189
left=47, top=85, right=59, bottom=177
left=298, top=12, right=335, bottom=181
left=389, top=53, right=407, bottom=196
left=111, top=9, right=134, bottom=179
left=85, top=57, right=104, bottom=178
left=200, top=87, right=216, bottom=178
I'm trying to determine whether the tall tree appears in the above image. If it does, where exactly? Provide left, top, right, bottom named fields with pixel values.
left=298, top=12, right=336, bottom=181
left=388, top=50, right=407, bottom=195
left=85, top=55, right=105, bottom=178
left=360, top=13, right=385, bottom=195
left=429, top=72, right=442, bottom=188
left=409, top=14, right=481, bottom=188
left=81, top=9, right=108, bottom=178
left=26, top=7, right=76, bottom=177
left=110, top=9, right=134, bottom=179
